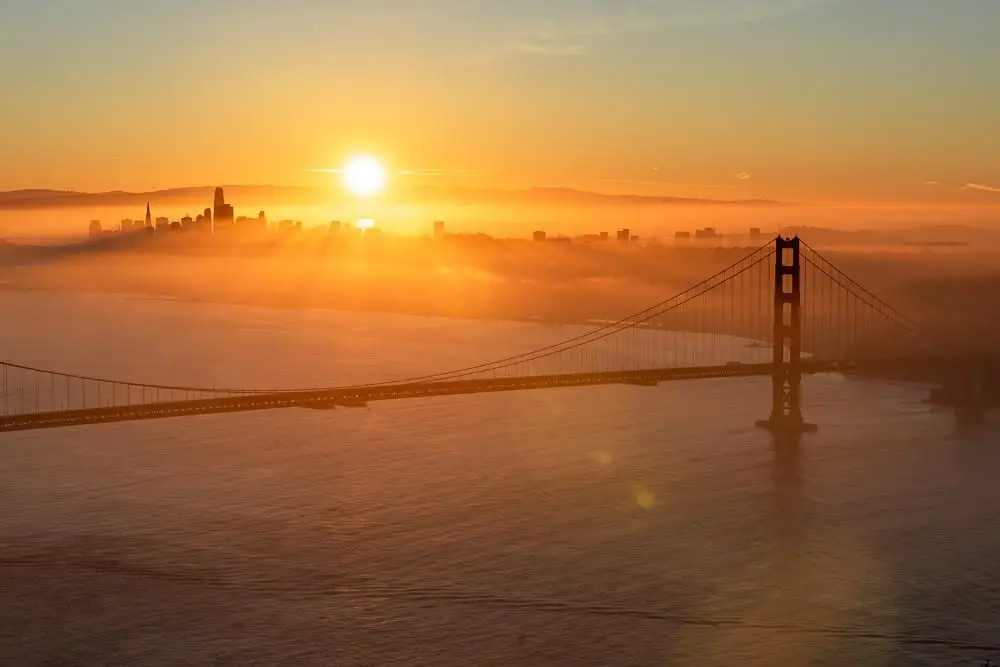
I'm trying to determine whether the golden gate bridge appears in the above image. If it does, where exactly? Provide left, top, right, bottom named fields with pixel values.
left=0, top=237, right=990, bottom=434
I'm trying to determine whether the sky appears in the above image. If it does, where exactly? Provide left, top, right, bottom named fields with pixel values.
left=1, top=0, right=998, bottom=204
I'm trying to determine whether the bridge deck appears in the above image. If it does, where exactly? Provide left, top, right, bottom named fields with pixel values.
left=0, top=363, right=783, bottom=433
left=0, top=357, right=953, bottom=433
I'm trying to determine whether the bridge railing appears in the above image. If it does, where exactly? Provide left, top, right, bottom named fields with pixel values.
left=0, top=362, right=275, bottom=418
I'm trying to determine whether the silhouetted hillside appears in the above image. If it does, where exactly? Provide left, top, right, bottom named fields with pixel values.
left=782, top=224, right=1000, bottom=246
left=0, top=186, right=785, bottom=210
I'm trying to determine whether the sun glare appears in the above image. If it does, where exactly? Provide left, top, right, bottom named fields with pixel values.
left=343, top=156, right=387, bottom=197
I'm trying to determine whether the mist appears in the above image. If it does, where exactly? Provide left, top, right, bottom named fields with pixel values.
left=4, top=218, right=1000, bottom=349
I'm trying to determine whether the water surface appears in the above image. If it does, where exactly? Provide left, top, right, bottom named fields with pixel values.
left=0, top=291, right=997, bottom=666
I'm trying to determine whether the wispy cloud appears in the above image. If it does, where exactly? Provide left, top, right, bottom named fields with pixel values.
left=398, top=168, right=483, bottom=178
left=735, top=172, right=752, bottom=181
left=511, top=41, right=589, bottom=56
left=497, top=0, right=835, bottom=58
left=924, top=181, right=940, bottom=186
left=600, top=177, right=732, bottom=189
left=306, top=167, right=482, bottom=178
left=505, top=21, right=609, bottom=57
left=669, top=0, right=838, bottom=28
left=963, top=182, right=1000, bottom=193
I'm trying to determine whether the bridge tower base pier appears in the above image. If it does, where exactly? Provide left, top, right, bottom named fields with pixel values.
left=757, top=236, right=817, bottom=435
left=756, top=417, right=819, bottom=435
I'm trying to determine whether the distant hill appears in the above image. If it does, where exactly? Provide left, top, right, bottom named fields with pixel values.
left=0, top=185, right=785, bottom=210
left=783, top=224, right=1000, bottom=246
left=411, top=186, right=784, bottom=207
left=0, top=189, right=84, bottom=201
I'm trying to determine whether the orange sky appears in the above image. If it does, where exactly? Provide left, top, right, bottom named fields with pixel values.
left=1, top=0, right=998, bottom=206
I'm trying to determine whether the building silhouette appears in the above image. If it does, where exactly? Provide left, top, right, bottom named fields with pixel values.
left=617, top=229, right=630, bottom=242
left=144, top=202, right=152, bottom=228
left=213, top=187, right=234, bottom=233
left=235, top=211, right=267, bottom=234
left=433, top=220, right=445, bottom=241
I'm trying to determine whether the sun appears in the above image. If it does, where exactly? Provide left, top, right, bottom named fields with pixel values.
left=342, top=156, right=387, bottom=197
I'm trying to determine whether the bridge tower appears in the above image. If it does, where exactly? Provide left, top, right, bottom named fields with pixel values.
left=757, top=236, right=817, bottom=434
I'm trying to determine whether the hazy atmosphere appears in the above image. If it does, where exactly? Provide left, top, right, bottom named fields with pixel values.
left=3, top=0, right=999, bottom=204
left=2, top=2, right=999, bottom=666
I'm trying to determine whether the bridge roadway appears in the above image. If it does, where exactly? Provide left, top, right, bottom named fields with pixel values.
left=0, top=357, right=959, bottom=433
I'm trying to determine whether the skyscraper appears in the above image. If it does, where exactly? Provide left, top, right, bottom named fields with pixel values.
left=200, top=207, right=213, bottom=234
left=145, top=202, right=152, bottom=228
left=213, top=187, right=234, bottom=233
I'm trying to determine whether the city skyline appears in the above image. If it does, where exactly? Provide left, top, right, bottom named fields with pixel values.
left=1, top=1, right=998, bottom=205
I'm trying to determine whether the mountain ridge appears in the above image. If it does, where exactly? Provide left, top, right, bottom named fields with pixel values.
left=0, top=185, right=786, bottom=209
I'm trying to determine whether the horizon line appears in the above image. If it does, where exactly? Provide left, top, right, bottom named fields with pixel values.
left=0, top=184, right=790, bottom=205
left=4, top=185, right=1000, bottom=210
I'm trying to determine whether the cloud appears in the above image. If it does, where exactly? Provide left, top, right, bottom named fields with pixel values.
left=510, top=40, right=588, bottom=56
left=504, top=21, right=609, bottom=57
left=514, top=0, right=834, bottom=48
left=306, top=167, right=482, bottom=178
left=398, top=168, right=483, bottom=178
left=669, top=0, right=838, bottom=27
left=599, top=177, right=732, bottom=189
left=924, top=181, right=940, bottom=186
left=735, top=172, right=752, bottom=180
left=963, top=182, right=1000, bottom=194
left=490, top=1, right=835, bottom=60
